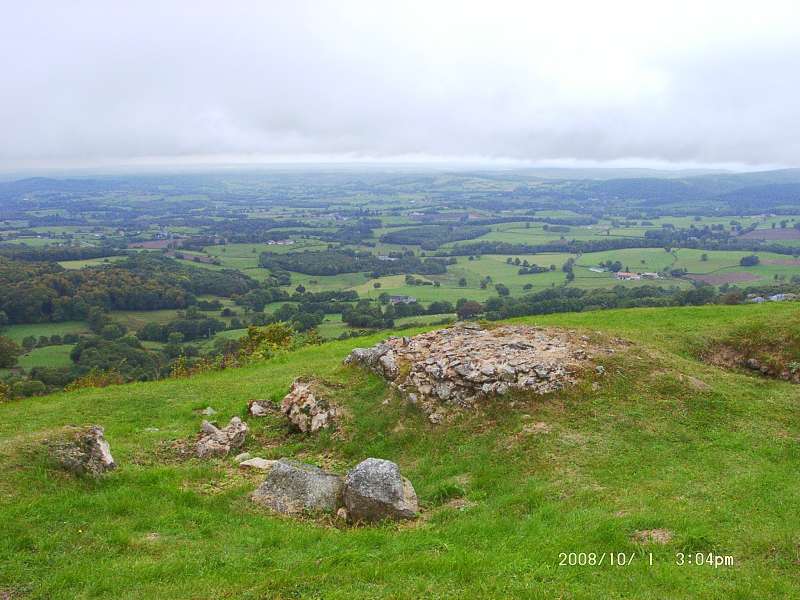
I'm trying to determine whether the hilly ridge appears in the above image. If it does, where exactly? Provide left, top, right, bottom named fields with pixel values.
left=1, top=303, right=799, bottom=599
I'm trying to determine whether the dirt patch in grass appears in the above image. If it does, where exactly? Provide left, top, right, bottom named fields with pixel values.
left=677, top=374, right=711, bottom=391
left=1, top=585, right=33, bottom=599
left=687, top=272, right=761, bottom=285
left=632, top=529, right=673, bottom=544
left=699, top=318, right=800, bottom=383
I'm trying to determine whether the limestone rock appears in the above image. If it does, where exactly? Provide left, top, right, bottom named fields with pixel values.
left=343, top=458, right=418, bottom=523
left=195, top=416, right=248, bottom=458
left=344, top=343, right=399, bottom=380
left=239, top=457, right=277, bottom=471
left=49, top=425, right=116, bottom=476
left=252, top=459, right=343, bottom=515
left=281, top=379, right=337, bottom=434
left=248, top=399, right=275, bottom=417
left=344, top=323, right=610, bottom=419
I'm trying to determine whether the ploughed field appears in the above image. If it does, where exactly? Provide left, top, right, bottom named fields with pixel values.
left=1, top=303, right=799, bottom=599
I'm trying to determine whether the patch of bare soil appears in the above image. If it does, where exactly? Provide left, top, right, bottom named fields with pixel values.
left=687, top=272, right=761, bottom=285
left=703, top=345, right=800, bottom=383
left=677, top=374, right=711, bottom=391
left=632, top=529, right=673, bottom=544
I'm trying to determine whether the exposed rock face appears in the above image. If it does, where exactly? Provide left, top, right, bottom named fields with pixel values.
left=252, top=459, right=344, bottom=515
left=345, top=323, right=605, bottom=417
left=195, top=417, right=248, bottom=458
left=281, top=379, right=337, bottom=434
left=50, top=425, right=116, bottom=476
left=343, top=458, right=418, bottom=523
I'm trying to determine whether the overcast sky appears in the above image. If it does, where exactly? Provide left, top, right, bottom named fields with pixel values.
left=2, top=0, right=799, bottom=171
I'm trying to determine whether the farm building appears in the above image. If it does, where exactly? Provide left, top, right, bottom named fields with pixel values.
left=615, top=272, right=641, bottom=281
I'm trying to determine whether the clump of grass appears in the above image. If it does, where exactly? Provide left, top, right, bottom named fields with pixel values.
left=427, top=482, right=466, bottom=507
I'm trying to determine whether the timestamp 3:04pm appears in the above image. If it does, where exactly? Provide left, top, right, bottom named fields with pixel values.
left=558, top=552, right=734, bottom=568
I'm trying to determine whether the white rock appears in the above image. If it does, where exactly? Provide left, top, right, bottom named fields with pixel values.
left=239, top=458, right=277, bottom=471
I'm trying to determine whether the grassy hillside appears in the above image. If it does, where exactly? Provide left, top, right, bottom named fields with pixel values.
left=1, top=303, right=799, bottom=598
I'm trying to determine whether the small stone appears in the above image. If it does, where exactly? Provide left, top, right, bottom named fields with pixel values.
left=239, top=458, right=277, bottom=471
left=595, top=365, right=606, bottom=375
left=235, top=452, right=252, bottom=462
left=195, top=417, right=248, bottom=458
left=336, top=507, right=349, bottom=521
left=248, top=400, right=274, bottom=417
left=200, top=407, right=217, bottom=416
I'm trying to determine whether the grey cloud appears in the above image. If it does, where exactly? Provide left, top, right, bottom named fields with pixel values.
left=1, top=1, right=799, bottom=169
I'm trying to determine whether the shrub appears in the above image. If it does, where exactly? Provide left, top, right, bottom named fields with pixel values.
left=65, top=368, right=125, bottom=392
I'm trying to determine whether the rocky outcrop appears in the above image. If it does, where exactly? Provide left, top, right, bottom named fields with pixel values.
left=252, top=459, right=344, bottom=515
left=49, top=425, right=116, bottom=476
left=280, top=378, right=337, bottom=434
left=343, top=458, right=418, bottom=523
left=345, top=323, right=606, bottom=419
left=195, top=417, right=248, bottom=458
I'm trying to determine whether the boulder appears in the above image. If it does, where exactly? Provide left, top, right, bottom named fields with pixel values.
left=281, top=379, right=337, bottom=434
left=343, top=458, right=418, bottom=523
left=252, top=459, right=344, bottom=515
left=49, top=425, right=116, bottom=476
left=195, top=416, right=248, bottom=458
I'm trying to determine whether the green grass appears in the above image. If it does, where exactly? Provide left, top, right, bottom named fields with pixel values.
left=1, top=303, right=800, bottom=598
left=17, top=345, right=74, bottom=370
left=58, top=256, right=126, bottom=269
left=1, top=321, right=89, bottom=343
